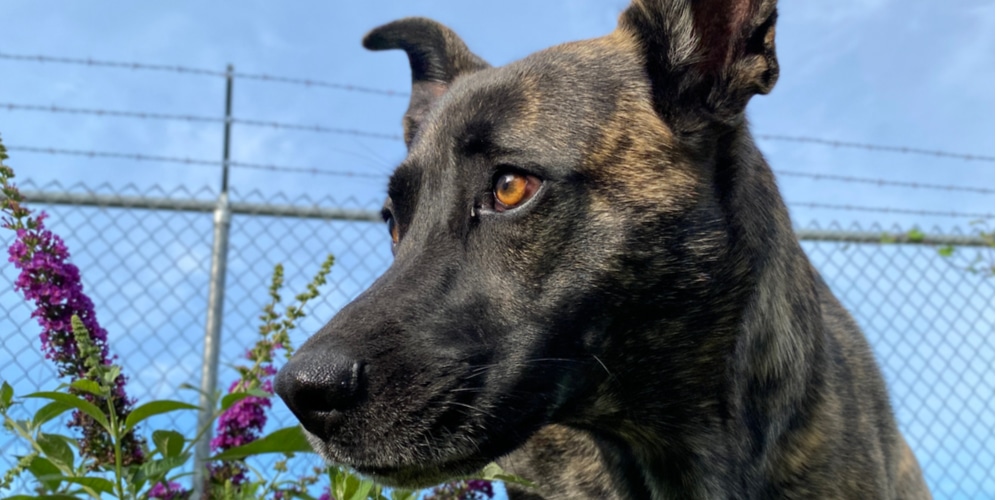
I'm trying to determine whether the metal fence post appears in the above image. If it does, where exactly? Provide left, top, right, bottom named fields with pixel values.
left=192, top=64, right=234, bottom=497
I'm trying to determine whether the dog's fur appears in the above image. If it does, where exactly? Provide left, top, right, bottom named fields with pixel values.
left=275, top=1, right=932, bottom=498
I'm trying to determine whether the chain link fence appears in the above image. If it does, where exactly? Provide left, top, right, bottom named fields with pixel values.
left=1, top=181, right=994, bottom=498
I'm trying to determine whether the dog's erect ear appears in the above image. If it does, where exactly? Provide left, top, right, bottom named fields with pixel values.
left=618, top=0, right=778, bottom=130
left=363, top=17, right=490, bottom=148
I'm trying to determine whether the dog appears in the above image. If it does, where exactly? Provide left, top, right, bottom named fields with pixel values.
left=275, top=1, right=932, bottom=498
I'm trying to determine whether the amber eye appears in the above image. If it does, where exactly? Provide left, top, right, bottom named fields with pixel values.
left=387, top=217, right=400, bottom=246
left=493, top=172, right=541, bottom=212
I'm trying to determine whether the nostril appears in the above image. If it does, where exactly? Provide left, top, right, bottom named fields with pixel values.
left=290, top=361, right=364, bottom=414
left=275, top=354, right=366, bottom=438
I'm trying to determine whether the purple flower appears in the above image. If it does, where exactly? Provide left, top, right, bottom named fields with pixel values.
left=208, top=339, right=283, bottom=485
left=427, top=479, right=496, bottom=499
left=148, top=481, right=189, bottom=499
left=210, top=392, right=272, bottom=450
left=1, top=162, right=143, bottom=467
left=466, top=480, right=495, bottom=497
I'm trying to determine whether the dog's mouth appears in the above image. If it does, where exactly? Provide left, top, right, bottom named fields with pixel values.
left=278, top=315, right=594, bottom=490
left=351, top=457, right=489, bottom=488
left=303, top=418, right=497, bottom=489
left=295, top=363, right=565, bottom=489
left=290, top=366, right=526, bottom=488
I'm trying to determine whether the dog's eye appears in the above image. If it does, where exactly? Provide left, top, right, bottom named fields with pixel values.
left=493, top=171, right=541, bottom=212
left=387, top=217, right=400, bottom=246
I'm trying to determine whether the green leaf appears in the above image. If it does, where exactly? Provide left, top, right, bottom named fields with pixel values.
left=479, top=462, right=504, bottom=479
left=346, top=478, right=374, bottom=500
left=220, top=388, right=270, bottom=411
left=32, top=401, right=73, bottom=427
left=24, top=391, right=109, bottom=432
left=152, top=429, right=186, bottom=458
left=60, top=476, right=116, bottom=494
left=0, top=380, right=12, bottom=410
left=328, top=468, right=343, bottom=499
left=332, top=469, right=349, bottom=500
left=140, top=454, right=190, bottom=483
left=481, top=462, right=535, bottom=488
left=390, top=490, right=420, bottom=500
left=5, top=495, right=83, bottom=500
left=25, top=455, right=63, bottom=492
left=69, top=379, right=106, bottom=397
left=124, top=400, right=198, bottom=432
left=37, top=433, right=75, bottom=468
left=906, top=228, right=925, bottom=243
left=329, top=468, right=377, bottom=500
left=128, top=465, right=148, bottom=495
left=937, top=245, right=955, bottom=257
left=178, top=382, right=203, bottom=393
left=210, top=426, right=312, bottom=461
left=492, top=473, right=536, bottom=488
left=102, top=365, right=121, bottom=387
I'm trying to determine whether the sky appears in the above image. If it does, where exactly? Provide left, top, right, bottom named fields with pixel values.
left=0, top=0, right=993, bottom=230
left=0, top=0, right=994, bottom=498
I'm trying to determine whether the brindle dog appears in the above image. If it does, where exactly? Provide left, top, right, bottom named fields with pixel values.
left=275, top=0, right=932, bottom=498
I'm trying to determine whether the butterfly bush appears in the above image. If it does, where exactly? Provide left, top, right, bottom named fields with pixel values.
left=207, top=256, right=333, bottom=490
left=1, top=145, right=143, bottom=468
left=427, top=479, right=495, bottom=500
left=147, top=480, right=187, bottom=499
left=0, top=140, right=507, bottom=499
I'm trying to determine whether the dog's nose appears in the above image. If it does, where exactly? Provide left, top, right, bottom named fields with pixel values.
left=275, top=351, right=365, bottom=440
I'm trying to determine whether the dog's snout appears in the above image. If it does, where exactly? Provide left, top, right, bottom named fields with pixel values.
left=275, top=351, right=366, bottom=439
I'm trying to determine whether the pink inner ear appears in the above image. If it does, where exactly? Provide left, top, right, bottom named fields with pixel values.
left=691, top=0, right=756, bottom=73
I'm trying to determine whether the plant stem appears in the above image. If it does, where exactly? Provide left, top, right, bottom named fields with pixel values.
left=106, top=398, right=127, bottom=499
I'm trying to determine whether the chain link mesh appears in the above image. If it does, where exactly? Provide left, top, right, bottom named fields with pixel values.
left=1, top=181, right=993, bottom=498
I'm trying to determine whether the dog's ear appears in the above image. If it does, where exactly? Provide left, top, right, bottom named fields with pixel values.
left=618, top=0, right=778, bottom=130
left=364, top=17, right=490, bottom=148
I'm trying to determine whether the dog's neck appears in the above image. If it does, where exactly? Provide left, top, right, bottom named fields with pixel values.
left=640, top=124, right=825, bottom=498
left=560, top=123, right=828, bottom=499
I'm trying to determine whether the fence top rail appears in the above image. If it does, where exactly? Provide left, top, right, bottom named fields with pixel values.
left=18, top=189, right=995, bottom=247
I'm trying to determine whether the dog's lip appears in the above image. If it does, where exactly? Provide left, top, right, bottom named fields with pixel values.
left=350, top=455, right=488, bottom=488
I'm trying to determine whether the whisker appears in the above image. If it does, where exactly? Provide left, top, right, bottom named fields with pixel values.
left=592, top=354, right=614, bottom=378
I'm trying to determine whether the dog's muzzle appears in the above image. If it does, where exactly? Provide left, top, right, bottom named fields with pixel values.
left=274, top=350, right=365, bottom=441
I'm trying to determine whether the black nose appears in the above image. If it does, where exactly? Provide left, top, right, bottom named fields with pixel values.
left=275, top=350, right=365, bottom=440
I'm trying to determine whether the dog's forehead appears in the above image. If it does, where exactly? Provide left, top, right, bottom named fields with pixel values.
left=406, top=36, right=650, bottom=167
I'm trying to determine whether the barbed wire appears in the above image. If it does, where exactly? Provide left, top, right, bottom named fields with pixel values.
left=773, top=169, right=992, bottom=194
left=5, top=145, right=994, bottom=219
left=230, top=71, right=406, bottom=97
left=0, top=52, right=407, bottom=97
left=0, top=52, right=227, bottom=77
left=2, top=102, right=221, bottom=124
left=758, top=134, right=994, bottom=162
left=0, top=51, right=993, bottom=161
left=228, top=160, right=385, bottom=179
left=0, top=102, right=402, bottom=141
left=231, top=118, right=401, bottom=141
left=5, top=145, right=386, bottom=180
left=4, top=98, right=995, bottom=167
left=789, top=202, right=993, bottom=219
left=2, top=102, right=991, bottom=192
left=4, top=102, right=991, bottom=194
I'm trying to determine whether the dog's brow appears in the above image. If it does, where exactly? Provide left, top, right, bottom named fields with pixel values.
left=459, top=119, right=496, bottom=157
left=388, top=164, right=421, bottom=202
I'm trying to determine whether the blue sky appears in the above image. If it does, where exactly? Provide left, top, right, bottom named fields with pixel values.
left=0, top=0, right=993, bottom=230
left=0, top=0, right=994, bottom=498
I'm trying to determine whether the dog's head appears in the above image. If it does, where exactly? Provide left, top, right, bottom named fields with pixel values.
left=276, top=0, right=778, bottom=488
